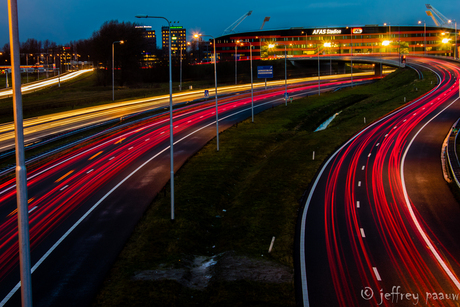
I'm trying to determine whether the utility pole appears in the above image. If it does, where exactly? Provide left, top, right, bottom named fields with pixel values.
left=8, top=0, right=32, bottom=306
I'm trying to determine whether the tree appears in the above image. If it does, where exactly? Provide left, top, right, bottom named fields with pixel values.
left=90, top=20, right=147, bottom=86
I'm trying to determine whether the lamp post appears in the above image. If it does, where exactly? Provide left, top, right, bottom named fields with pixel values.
left=235, top=40, right=240, bottom=85
left=136, top=15, right=175, bottom=220
left=324, top=42, right=332, bottom=76
left=112, top=40, right=124, bottom=101
left=195, top=33, right=219, bottom=151
left=284, top=44, right=291, bottom=105
left=449, top=19, right=457, bottom=59
left=418, top=20, right=426, bottom=56
left=318, top=43, right=321, bottom=95
left=350, top=30, right=353, bottom=87
left=8, top=0, right=32, bottom=306
left=180, top=41, right=182, bottom=91
left=249, top=42, right=254, bottom=121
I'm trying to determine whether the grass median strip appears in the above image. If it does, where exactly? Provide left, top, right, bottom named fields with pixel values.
left=94, top=68, right=436, bottom=306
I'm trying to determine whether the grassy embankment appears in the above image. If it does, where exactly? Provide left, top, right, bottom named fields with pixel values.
left=93, top=68, right=436, bottom=306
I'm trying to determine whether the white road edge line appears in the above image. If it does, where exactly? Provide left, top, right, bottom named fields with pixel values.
left=298, top=66, right=441, bottom=307
left=0, top=88, right=298, bottom=306
left=373, top=267, right=382, bottom=281
left=400, top=94, right=460, bottom=291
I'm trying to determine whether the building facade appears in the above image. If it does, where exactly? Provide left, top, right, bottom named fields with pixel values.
left=162, top=26, right=187, bottom=62
left=215, top=25, right=458, bottom=61
left=136, top=25, right=158, bottom=67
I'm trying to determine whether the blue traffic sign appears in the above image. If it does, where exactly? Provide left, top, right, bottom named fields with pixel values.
left=257, top=66, right=273, bottom=78
left=204, top=90, right=209, bottom=97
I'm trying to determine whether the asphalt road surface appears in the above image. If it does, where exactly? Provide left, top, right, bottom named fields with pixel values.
left=298, top=57, right=460, bottom=307
left=0, top=75, right=374, bottom=306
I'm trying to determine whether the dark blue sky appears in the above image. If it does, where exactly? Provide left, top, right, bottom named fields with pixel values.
left=1, top=0, right=459, bottom=48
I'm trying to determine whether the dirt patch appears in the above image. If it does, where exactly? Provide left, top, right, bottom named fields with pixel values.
left=132, top=251, right=293, bottom=290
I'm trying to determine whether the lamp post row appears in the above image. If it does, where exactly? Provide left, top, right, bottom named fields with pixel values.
left=135, top=15, right=175, bottom=220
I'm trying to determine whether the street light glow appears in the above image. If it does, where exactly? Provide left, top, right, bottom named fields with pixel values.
left=382, top=40, right=391, bottom=46
left=323, top=42, right=332, bottom=47
left=442, top=38, right=451, bottom=44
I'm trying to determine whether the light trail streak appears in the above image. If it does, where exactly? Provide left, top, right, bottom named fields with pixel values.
left=0, top=76, right=375, bottom=305
left=301, top=58, right=460, bottom=306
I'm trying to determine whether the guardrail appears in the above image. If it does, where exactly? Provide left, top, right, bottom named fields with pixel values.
left=445, top=118, right=460, bottom=187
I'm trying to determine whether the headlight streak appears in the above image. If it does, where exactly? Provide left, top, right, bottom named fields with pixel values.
left=315, top=59, right=460, bottom=306
left=0, top=76, right=374, bottom=301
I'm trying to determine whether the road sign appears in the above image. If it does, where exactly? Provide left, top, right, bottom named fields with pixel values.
left=284, top=92, right=289, bottom=99
left=257, top=66, right=273, bottom=78
left=204, top=90, right=209, bottom=97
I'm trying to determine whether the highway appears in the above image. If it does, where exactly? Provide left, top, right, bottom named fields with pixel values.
left=298, top=57, right=460, bottom=306
left=0, top=69, right=93, bottom=100
left=0, top=75, right=376, bottom=306
left=0, top=71, right=382, bottom=154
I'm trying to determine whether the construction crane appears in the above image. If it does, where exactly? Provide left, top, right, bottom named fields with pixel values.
left=260, top=17, right=270, bottom=30
left=425, top=4, right=451, bottom=27
left=222, top=11, right=252, bottom=35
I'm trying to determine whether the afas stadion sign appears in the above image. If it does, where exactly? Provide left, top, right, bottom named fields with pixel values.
left=311, top=28, right=364, bottom=35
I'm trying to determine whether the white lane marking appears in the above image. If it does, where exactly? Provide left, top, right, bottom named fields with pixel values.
left=28, top=206, right=38, bottom=213
left=145, top=138, right=150, bottom=141
left=401, top=93, right=460, bottom=291
left=357, top=201, right=360, bottom=208
left=298, top=77, right=440, bottom=306
left=160, top=131, right=165, bottom=134
left=0, top=80, right=381, bottom=306
left=358, top=181, right=362, bottom=187
left=109, top=156, right=115, bottom=161
left=86, top=169, right=94, bottom=174
left=361, top=166, right=365, bottom=171
left=376, top=143, right=380, bottom=147
left=368, top=153, right=372, bottom=158
left=60, top=185, right=69, bottom=191
left=128, top=147, right=133, bottom=150
left=403, top=119, right=407, bottom=122
left=373, top=267, right=382, bottom=281
left=385, top=134, right=388, bottom=137
left=360, top=228, right=366, bottom=238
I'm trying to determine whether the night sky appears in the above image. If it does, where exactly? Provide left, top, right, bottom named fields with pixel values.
left=1, top=0, right=459, bottom=49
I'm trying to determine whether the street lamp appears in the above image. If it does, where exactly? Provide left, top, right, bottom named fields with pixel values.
left=194, top=33, right=220, bottom=151
left=324, top=42, right=332, bottom=76
left=284, top=44, right=290, bottom=105
left=136, top=14, right=175, bottom=220
left=350, top=29, right=353, bottom=88
left=268, top=43, right=276, bottom=60
left=448, top=19, right=457, bottom=59
left=235, top=40, right=240, bottom=85
left=246, top=41, right=255, bottom=121
left=317, top=42, right=321, bottom=95
left=419, top=20, right=426, bottom=56
left=112, top=40, right=124, bottom=101
left=8, top=0, right=32, bottom=306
